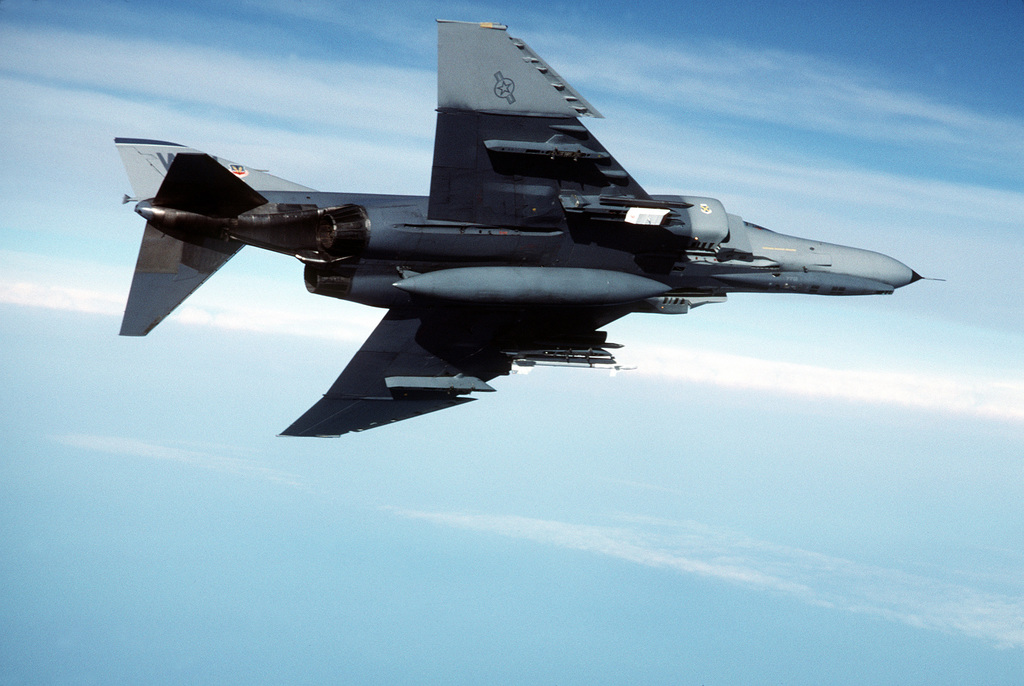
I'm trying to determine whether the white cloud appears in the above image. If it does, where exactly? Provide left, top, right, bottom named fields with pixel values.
left=623, top=127, right=1024, bottom=227
left=6, top=17, right=1024, bottom=236
left=0, top=280, right=123, bottom=316
left=0, top=249, right=381, bottom=342
left=0, top=274, right=379, bottom=342
left=624, top=343, right=1024, bottom=424
left=0, top=24, right=436, bottom=141
left=543, top=34, right=1024, bottom=174
left=56, top=433, right=310, bottom=490
left=7, top=15, right=1024, bottom=190
left=392, top=509, right=1024, bottom=648
left=170, top=300, right=379, bottom=342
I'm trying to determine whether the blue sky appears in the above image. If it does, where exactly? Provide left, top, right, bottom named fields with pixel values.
left=2, top=0, right=1023, bottom=683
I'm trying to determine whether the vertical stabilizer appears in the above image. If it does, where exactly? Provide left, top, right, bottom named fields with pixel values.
left=115, top=140, right=268, bottom=335
left=116, top=139, right=195, bottom=200
left=115, top=138, right=314, bottom=200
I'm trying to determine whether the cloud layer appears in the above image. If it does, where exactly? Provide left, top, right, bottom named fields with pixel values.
left=627, top=343, right=1024, bottom=423
left=559, top=35, right=1024, bottom=173
left=4, top=255, right=1022, bottom=425
left=56, top=433, right=309, bottom=490
left=393, top=509, right=1024, bottom=648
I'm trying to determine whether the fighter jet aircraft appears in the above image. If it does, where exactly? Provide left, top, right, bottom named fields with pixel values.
left=115, top=21, right=920, bottom=437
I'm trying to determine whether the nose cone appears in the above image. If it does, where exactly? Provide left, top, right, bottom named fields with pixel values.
left=877, top=255, right=917, bottom=289
left=837, top=246, right=918, bottom=289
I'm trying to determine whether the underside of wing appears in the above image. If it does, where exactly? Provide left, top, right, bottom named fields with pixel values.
left=280, top=309, right=505, bottom=437
left=281, top=395, right=475, bottom=438
left=281, top=305, right=631, bottom=437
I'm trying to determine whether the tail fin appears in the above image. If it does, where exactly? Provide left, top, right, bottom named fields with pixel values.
left=116, top=138, right=196, bottom=201
left=115, top=139, right=295, bottom=336
left=115, top=138, right=314, bottom=199
left=152, top=152, right=268, bottom=217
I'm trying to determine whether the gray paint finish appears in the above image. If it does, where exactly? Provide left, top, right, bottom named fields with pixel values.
left=114, top=21, right=920, bottom=436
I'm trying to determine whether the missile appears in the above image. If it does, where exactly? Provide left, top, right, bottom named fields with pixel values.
left=393, top=267, right=671, bottom=305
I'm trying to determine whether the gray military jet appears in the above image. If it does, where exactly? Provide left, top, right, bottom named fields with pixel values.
left=115, top=21, right=920, bottom=436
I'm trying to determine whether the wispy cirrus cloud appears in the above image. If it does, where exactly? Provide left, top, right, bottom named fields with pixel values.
left=227, top=0, right=1024, bottom=172
left=0, top=24, right=435, bottom=140
left=392, top=509, right=1024, bottom=648
left=6, top=16, right=1024, bottom=186
left=0, top=279, right=123, bottom=316
left=546, top=34, right=1024, bottom=176
left=56, top=433, right=310, bottom=490
left=625, top=343, right=1024, bottom=424
left=0, top=249, right=382, bottom=342
left=0, top=275, right=378, bottom=343
left=6, top=18, right=1024, bottom=238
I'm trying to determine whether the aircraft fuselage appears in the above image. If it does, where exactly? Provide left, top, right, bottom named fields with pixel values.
left=151, top=190, right=915, bottom=313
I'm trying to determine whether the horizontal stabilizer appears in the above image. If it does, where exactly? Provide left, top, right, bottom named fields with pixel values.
left=119, top=224, right=243, bottom=336
left=155, top=153, right=268, bottom=217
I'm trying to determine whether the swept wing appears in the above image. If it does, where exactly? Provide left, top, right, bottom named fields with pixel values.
left=283, top=21, right=647, bottom=434
left=282, top=305, right=630, bottom=436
